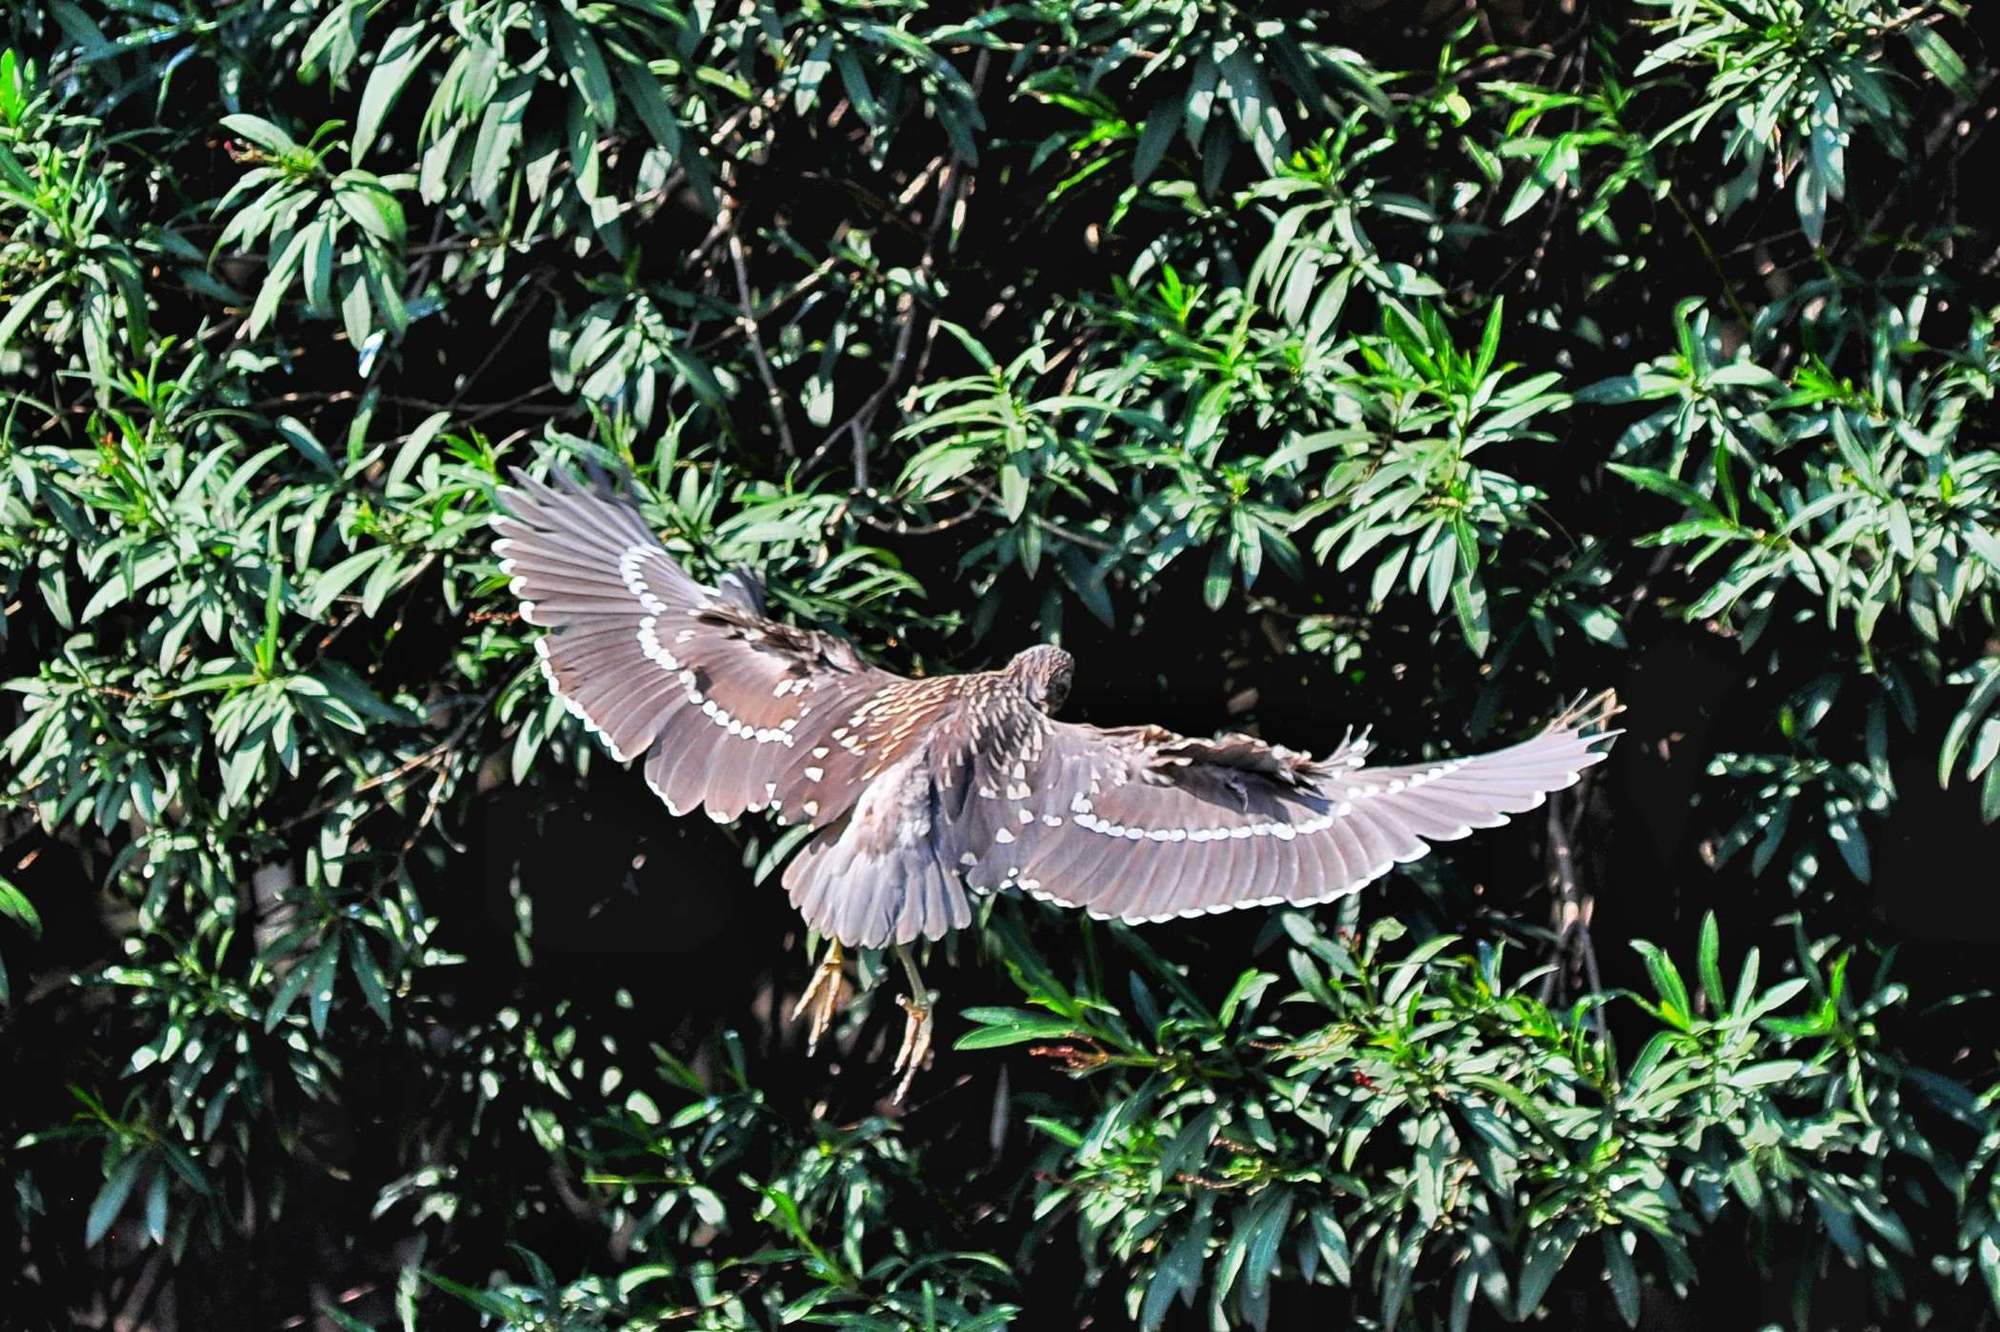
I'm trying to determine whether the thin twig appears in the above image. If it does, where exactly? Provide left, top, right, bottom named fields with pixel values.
left=1664, top=189, right=1755, bottom=330
left=959, top=477, right=1116, bottom=552
left=404, top=209, right=449, bottom=303
left=1537, top=785, right=1604, bottom=1031
left=729, top=231, right=797, bottom=456
left=1863, top=60, right=1997, bottom=242
left=400, top=758, right=463, bottom=856
left=852, top=493, right=984, bottom=536
left=693, top=249, right=843, bottom=354
left=277, top=684, right=500, bottom=833
left=812, top=157, right=955, bottom=486
left=814, top=50, right=991, bottom=489
left=444, top=274, right=555, bottom=415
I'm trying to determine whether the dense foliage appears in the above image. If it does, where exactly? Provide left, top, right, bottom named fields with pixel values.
left=4, top=0, right=1999, bottom=1327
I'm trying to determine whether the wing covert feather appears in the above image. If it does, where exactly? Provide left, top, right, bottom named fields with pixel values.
left=935, top=695, right=1619, bottom=923
left=493, top=468, right=928, bottom=829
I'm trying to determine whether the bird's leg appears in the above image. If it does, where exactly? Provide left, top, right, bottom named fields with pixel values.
left=889, top=942, right=937, bottom=1105
left=792, top=937, right=845, bottom=1056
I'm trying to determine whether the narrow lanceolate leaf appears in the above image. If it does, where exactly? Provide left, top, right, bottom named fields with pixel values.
left=953, top=1008, right=1081, bottom=1050
left=0, top=274, right=62, bottom=354
left=1133, top=95, right=1183, bottom=183
left=1908, top=26, right=1975, bottom=100
left=264, top=939, right=332, bottom=1030
left=1697, top=912, right=1725, bottom=1009
left=1602, top=1233, right=1641, bottom=1327
left=85, top=1154, right=145, bottom=1247
left=248, top=226, right=314, bottom=337
left=218, top=113, right=299, bottom=156
left=546, top=11, right=618, bottom=129
left=306, top=935, right=341, bottom=1037
left=347, top=932, right=394, bottom=1026
left=334, top=179, right=406, bottom=248
left=1633, top=940, right=1694, bottom=1027
left=1140, top=1192, right=1214, bottom=1331
left=353, top=23, right=437, bottom=163
left=0, top=875, right=42, bottom=937
left=1515, top=1226, right=1576, bottom=1318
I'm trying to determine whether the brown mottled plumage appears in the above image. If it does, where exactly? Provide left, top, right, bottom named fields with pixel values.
left=493, top=468, right=1620, bottom=1093
left=494, top=468, right=1620, bottom=948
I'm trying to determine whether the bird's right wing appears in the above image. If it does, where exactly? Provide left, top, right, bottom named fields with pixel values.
left=938, top=695, right=1619, bottom=924
left=493, top=469, right=958, bottom=828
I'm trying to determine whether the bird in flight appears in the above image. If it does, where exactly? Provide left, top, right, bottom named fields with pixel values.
left=493, top=468, right=1619, bottom=1101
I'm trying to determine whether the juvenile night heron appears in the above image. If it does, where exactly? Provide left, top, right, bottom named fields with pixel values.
left=493, top=469, right=1619, bottom=1100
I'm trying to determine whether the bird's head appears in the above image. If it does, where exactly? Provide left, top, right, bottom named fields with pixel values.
left=1006, top=644, right=1075, bottom=715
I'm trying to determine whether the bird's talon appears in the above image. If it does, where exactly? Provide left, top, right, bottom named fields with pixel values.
left=792, top=941, right=845, bottom=1056
left=890, top=991, right=935, bottom=1104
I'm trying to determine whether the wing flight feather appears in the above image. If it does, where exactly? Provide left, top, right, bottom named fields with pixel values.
left=936, top=694, right=1620, bottom=923
left=492, top=468, right=935, bottom=830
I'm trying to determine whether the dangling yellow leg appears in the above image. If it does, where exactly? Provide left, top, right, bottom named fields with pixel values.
left=889, top=942, right=936, bottom=1105
left=792, top=938, right=845, bottom=1056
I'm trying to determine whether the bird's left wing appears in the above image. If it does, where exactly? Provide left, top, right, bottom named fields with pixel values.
left=493, top=469, right=953, bottom=828
left=937, top=696, right=1619, bottom=923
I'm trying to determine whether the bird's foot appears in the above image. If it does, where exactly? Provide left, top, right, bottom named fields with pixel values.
left=792, top=939, right=845, bottom=1056
left=890, top=989, right=936, bottom=1105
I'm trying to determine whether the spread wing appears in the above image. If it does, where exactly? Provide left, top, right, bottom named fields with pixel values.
left=492, top=468, right=958, bottom=828
left=936, top=694, right=1620, bottom=924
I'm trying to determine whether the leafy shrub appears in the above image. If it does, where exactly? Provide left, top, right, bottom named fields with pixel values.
left=2, top=0, right=1997, bottom=1328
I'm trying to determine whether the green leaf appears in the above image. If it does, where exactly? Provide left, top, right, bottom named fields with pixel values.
left=1308, top=1207, right=1351, bottom=1284
left=219, top=113, right=300, bottom=155
left=1502, top=137, right=1564, bottom=225
left=1516, top=1225, right=1576, bottom=1317
left=306, top=935, right=340, bottom=1038
left=347, top=932, right=393, bottom=1027
left=0, top=274, right=62, bottom=355
left=1696, top=912, right=1725, bottom=1009
left=85, top=1153, right=144, bottom=1247
left=833, top=48, right=882, bottom=127
left=1216, top=968, right=1275, bottom=1028
left=1474, top=296, right=1504, bottom=380
left=1140, top=1193, right=1214, bottom=1331
left=1134, top=95, right=1183, bottom=184
left=301, top=216, right=334, bottom=313
left=144, top=1168, right=168, bottom=1245
left=998, top=456, right=1030, bottom=522
left=334, top=179, right=405, bottom=248
left=546, top=11, right=618, bottom=129
left=264, top=943, right=323, bottom=1031
left=953, top=1008, right=1080, bottom=1050
left=1607, top=463, right=1723, bottom=517
left=1242, top=1191, right=1294, bottom=1303
left=248, top=225, right=313, bottom=338
left=1908, top=26, right=1974, bottom=100
left=1203, top=546, right=1232, bottom=611
left=1632, top=940, right=1694, bottom=1028
left=306, top=547, right=394, bottom=619
left=276, top=415, right=338, bottom=476
left=353, top=23, right=436, bottom=163
left=1602, top=1234, right=1641, bottom=1327
left=0, top=875, right=42, bottom=938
